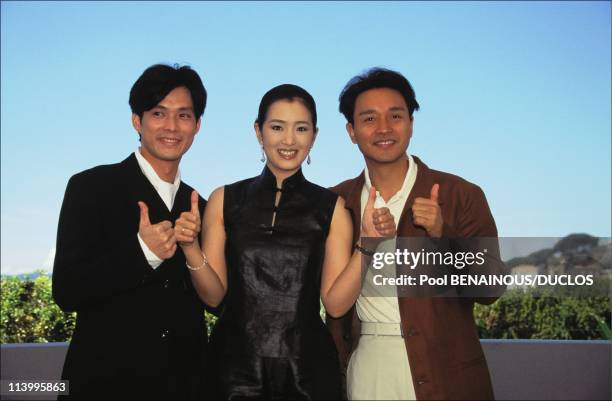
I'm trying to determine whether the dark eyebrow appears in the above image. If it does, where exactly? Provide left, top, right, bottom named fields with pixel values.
left=268, top=119, right=311, bottom=125
left=358, top=107, right=407, bottom=116
left=152, top=105, right=194, bottom=112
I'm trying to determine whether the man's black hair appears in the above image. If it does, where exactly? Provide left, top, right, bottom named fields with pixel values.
left=339, top=67, right=419, bottom=124
left=129, top=64, right=206, bottom=120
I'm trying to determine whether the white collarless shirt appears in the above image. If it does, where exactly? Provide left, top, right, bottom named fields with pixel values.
left=357, top=154, right=418, bottom=323
left=134, top=148, right=181, bottom=269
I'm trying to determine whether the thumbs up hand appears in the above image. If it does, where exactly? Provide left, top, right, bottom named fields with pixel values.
left=361, top=187, right=397, bottom=238
left=138, top=201, right=177, bottom=259
left=175, top=190, right=202, bottom=248
left=372, top=206, right=397, bottom=237
left=412, top=183, right=443, bottom=238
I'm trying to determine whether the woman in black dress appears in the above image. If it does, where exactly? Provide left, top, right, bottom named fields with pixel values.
left=175, top=84, right=395, bottom=399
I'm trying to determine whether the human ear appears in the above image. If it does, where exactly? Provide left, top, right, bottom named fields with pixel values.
left=194, top=118, right=202, bottom=135
left=346, top=122, right=357, bottom=144
left=132, top=114, right=142, bottom=134
left=408, top=115, right=414, bottom=139
left=311, top=127, right=319, bottom=147
left=254, top=121, right=263, bottom=145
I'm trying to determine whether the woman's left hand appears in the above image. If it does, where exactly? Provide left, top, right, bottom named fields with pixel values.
left=175, top=190, right=202, bottom=246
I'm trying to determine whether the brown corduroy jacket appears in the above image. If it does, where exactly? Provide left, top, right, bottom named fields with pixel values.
left=326, top=155, right=506, bottom=400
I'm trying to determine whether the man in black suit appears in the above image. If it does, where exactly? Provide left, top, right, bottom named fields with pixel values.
left=52, top=64, right=209, bottom=400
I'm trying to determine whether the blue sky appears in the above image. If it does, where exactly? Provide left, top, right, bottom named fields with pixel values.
left=1, top=1, right=610, bottom=275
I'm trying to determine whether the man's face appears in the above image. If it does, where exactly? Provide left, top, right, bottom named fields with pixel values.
left=347, top=87, right=413, bottom=164
left=132, top=86, right=201, bottom=166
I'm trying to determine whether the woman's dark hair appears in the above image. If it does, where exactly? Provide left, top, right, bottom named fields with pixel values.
left=256, top=84, right=317, bottom=128
left=129, top=64, right=206, bottom=119
left=339, top=67, right=420, bottom=124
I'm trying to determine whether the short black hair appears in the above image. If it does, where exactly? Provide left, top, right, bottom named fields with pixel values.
left=129, top=64, right=206, bottom=120
left=256, top=84, right=317, bottom=128
left=339, top=67, right=420, bottom=124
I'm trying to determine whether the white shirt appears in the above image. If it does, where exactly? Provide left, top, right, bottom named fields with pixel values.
left=134, top=148, right=181, bottom=269
left=357, top=154, right=418, bottom=323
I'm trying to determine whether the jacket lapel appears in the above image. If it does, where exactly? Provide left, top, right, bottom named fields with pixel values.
left=171, top=183, right=191, bottom=221
left=343, top=172, right=365, bottom=245
left=397, top=155, right=438, bottom=237
left=122, top=153, right=173, bottom=224
left=343, top=156, right=443, bottom=240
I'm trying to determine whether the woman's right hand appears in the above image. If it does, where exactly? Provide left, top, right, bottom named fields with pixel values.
left=175, top=190, right=202, bottom=249
left=361, top=186, right=396, bottom=238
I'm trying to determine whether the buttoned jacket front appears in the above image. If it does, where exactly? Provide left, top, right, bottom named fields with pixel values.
left=52, top=154, right=208, bottom=400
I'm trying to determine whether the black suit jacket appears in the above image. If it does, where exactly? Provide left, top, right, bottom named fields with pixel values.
left=52, top=154, right=208, bottom=400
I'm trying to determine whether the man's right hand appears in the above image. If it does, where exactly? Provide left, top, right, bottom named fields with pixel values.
left=138, top=201, right=177, bottom=259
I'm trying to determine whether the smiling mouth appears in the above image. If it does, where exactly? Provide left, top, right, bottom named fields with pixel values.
left=159, top=137, right=181, bottom=145
left=278, top=149, right=298, bottom=159
left=374, top=139, right=396, bottom=147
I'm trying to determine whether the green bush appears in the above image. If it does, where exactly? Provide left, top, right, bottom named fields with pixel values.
left=1, top=275, right=610, bottom=343
left=205, top=311, right=217, bottom=336
left=1, top=273, right=76, bottom=343
left=0, top=274, right=219, bottom=343
left=474, top=281, right=611, bottom=340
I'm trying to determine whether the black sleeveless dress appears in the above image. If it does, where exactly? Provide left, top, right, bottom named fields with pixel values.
left=208, top=166, right=342, bottom=400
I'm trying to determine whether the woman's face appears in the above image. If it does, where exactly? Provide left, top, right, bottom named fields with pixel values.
left=256, top=99, right=317, bottom=180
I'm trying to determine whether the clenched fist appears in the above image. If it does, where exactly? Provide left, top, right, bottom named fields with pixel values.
left=175, top=190, right=202, bottom=248
left=412, top=183, right=443, bottom=238
left=138, top=201, right=177, bottom=259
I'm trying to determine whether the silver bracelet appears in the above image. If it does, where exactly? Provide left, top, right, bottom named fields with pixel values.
left=186, top=252, right=209, bottom=271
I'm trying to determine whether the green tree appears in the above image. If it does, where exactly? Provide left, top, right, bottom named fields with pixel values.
left=474, top=281, right=611, bottom=340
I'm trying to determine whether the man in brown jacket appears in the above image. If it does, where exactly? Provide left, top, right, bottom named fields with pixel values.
left=327, top=67, right=506, bottom=400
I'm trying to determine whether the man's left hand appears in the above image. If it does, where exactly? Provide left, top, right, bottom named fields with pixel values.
left=412, top=183, right=443, bottom=238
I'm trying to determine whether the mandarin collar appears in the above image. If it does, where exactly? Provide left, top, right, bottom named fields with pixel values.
left=256, top=164, right=306, bottom=191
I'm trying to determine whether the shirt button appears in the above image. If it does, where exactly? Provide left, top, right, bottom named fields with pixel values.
left=407, top=327, right=418, bottom=337
left=161, top=330, right=169, bottom=338
left=417, top=379, right=428, bottom=385
left=163, top=280, right=169, bottom=289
